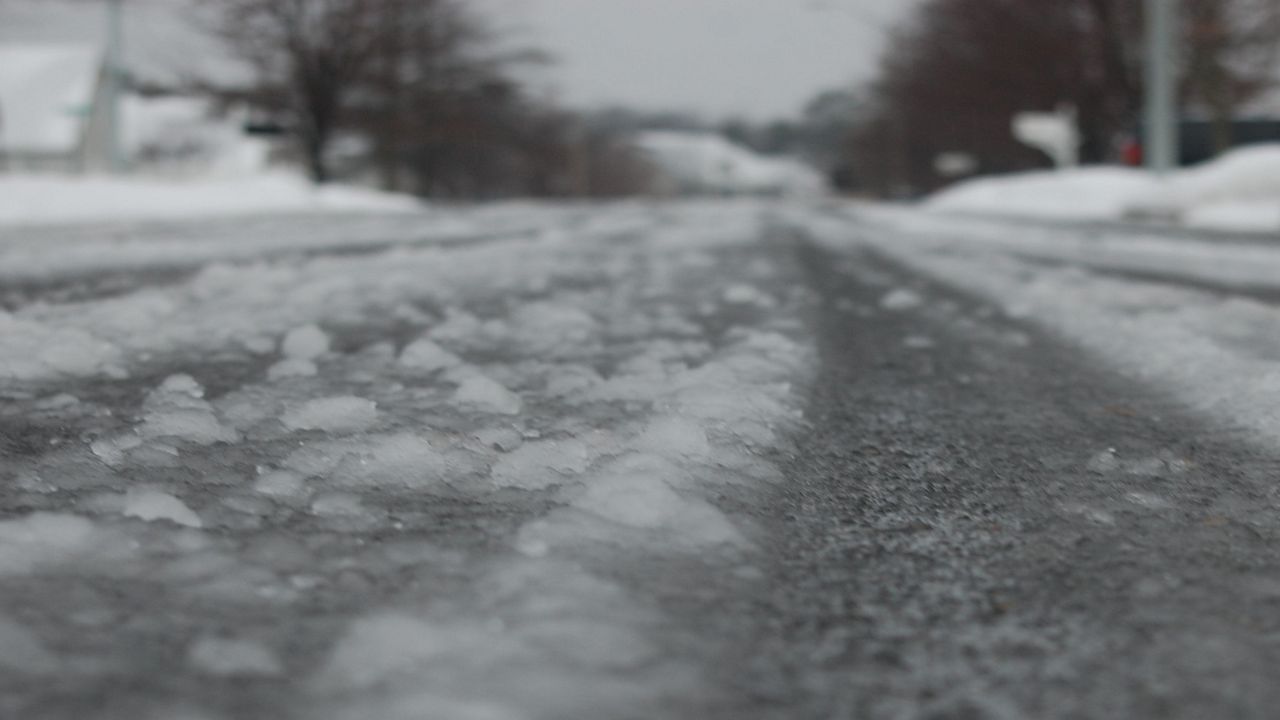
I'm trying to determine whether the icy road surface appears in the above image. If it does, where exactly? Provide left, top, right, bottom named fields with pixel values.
left=6, top=200, right=1280, bottom=718
left=1, top=202, right=816, bottom=720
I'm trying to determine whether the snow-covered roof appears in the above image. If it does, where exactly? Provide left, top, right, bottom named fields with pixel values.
left=0, top=1, right=251, bottom=91
left=0, top=43, right=101, bottom=153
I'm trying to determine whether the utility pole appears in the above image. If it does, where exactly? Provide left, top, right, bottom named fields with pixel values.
left=105, top=0, right=125, bottom=174
left=1145, top=0, right=1180, bottom=175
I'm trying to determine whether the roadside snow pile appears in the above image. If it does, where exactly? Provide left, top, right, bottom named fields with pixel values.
left=1128, top=145, right=1280, bottom=231
left=798, top=206, right=1280, bottom=451
left=0, top=172, right=421, bottom=226
left=927, top=166, right=1153, bottom=221
left=926, top=144, right=1280, bottom=232
left=635, top=130, right=826, bottom=196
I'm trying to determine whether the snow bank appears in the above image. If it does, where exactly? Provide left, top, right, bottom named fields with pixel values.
left=1130, top=145, right=1280, bottom=230
left=798, top=206, right=1280, bottom=454
left=0, top=172, right=421, bottom=227
left=926, top=144, right=1280, bottom=233
left=927, top=166, right=1154, bottom=221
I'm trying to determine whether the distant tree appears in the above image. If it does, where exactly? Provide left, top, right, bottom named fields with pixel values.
left=351, top=0, right=532, bottom=192
left=1185, top=0, right=1280, bottom=152
left=216, top=0, right=387, bottom=183
left=797, top=88, right=864, bottom=189
left=214, top=0, right=651, bottom=199
left=844, top=0, right=1280, bottom=197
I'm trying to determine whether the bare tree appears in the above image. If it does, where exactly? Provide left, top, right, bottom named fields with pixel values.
left=843, top=0, right=1280, bottom=197
left=1186, top=0, right=1280, bottom=152
left=214, top=0, right=649, bottom=199
left=217, top=0, right=384, bottom=183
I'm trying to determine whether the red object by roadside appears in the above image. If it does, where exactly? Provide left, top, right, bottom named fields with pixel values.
left=1121, top=138, right=1143, bottom=166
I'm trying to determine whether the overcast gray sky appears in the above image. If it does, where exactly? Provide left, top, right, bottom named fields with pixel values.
left=0, top=0, right=922, bottom=123
left=480, top=0, right=922, bottom=122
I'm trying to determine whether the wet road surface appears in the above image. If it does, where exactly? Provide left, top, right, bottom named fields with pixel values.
left=3, top=206, right=1280, bottom=718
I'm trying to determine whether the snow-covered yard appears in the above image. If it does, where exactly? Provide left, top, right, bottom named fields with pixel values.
left=0, top=172, right=422, bottom=227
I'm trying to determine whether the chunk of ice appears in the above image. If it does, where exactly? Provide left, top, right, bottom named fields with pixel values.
left=0, top=513, right=97, bottom=574
left=453, top=375, right=522, bottom=415
left=722, top=284, right=776, bottom=308
left=636, top=416, right=711, bottom=462
left=570, top=454, right=742, bottom=545
left=139, top=377, right=237, bottom=445
left=282, top=397, right=378, bottom=433
left=188, top=636, right=283, bottom=677
left=316, top=613, right=513, bottom=691
left=311, top=492, right=372, bottom=518
left=159, top=374, right=205, bottom=398
left=473, top=427, right=524, bottom=453
left=350, top=434, right=449, bottom=488
left=287, top=433, right=448, bottom=488
left=90, top=433, right=142, bottom=468
left=880, top=288, right=924, bottom=311
left=398, top=339, right=461, bottom=372
left=242, top=335, right=276, bottom=355
left=123, top=490, right=203, bottom=528
left=510, top=302, right=598, bottom=354
left=490, top=439, right=590, bottom=490
left=544, top=365, right=602, bottom=397
left=254, top=470, right=308, bottom=498
left=139, top=409, right=238, bottom=445
left=268, top=358, right=318, bottom=379
left=281, top=324, right=330, bottom=360
left=35, top=393, right=80, bottom=410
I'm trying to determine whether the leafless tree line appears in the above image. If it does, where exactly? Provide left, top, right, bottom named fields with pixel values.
left=844, top=0, right=1280, bottom=197
left=215, top=0, right=652, bottom=197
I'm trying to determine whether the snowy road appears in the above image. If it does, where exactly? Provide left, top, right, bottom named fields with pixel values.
left=5, top=201, right=1280, bottom=718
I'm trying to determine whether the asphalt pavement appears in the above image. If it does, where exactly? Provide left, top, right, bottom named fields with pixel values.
left=755, top=232, right=1280, bottom=719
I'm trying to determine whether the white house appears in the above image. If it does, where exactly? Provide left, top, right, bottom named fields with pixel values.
left=0, top=43, right=110, bottom=173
